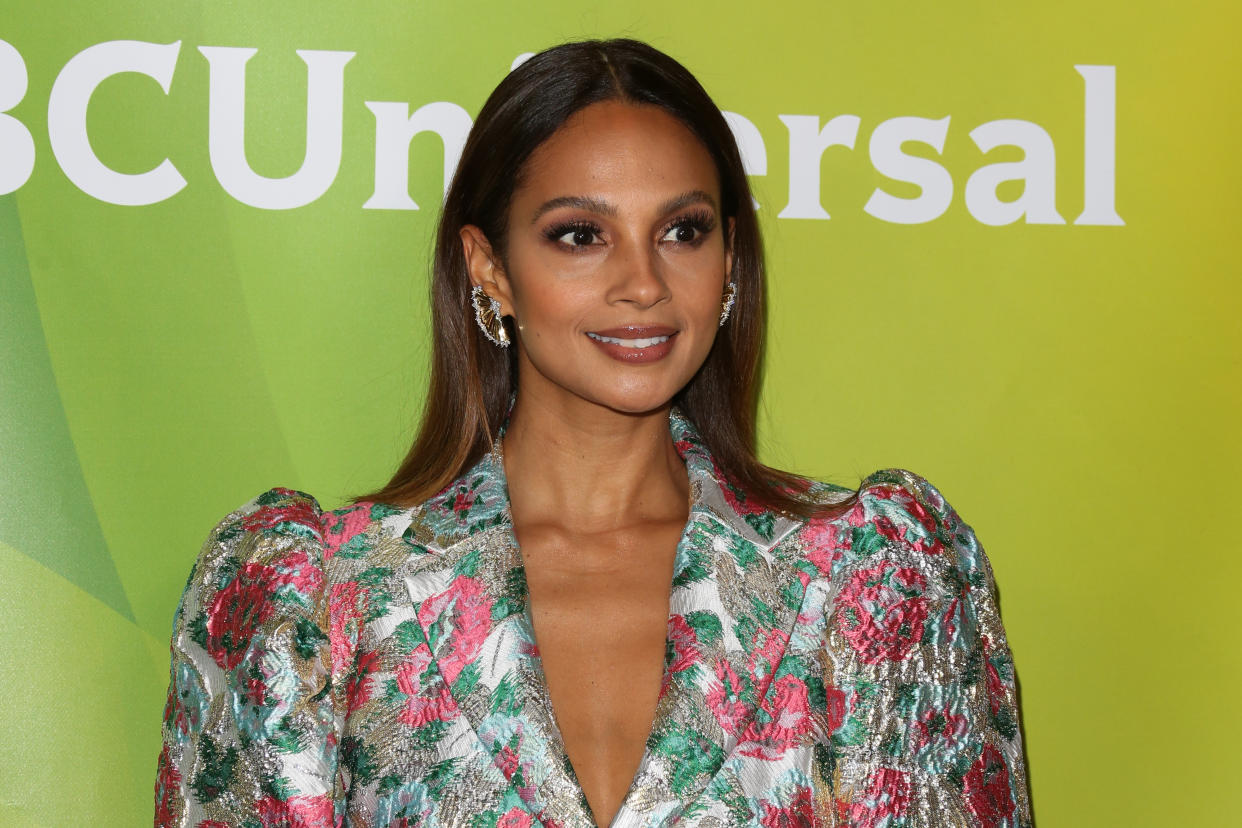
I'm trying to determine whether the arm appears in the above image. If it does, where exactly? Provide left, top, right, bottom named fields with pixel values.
left=155, top=488, right=343, bottom=827
left=826, top=470, right=1032, bottom=828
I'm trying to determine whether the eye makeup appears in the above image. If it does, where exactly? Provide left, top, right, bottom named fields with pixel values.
left=542, top=219, right=605, bottom=250
left=541, top=207, right=718, bottom=252
left=659, top=208, right=717, bottom=246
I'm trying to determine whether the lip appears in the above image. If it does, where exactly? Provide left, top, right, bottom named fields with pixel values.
left=588, top=325, right=677, bottom=338
left=585, top=325, right=679, bottom=364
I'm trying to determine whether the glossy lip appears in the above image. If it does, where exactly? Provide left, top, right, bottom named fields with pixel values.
left=588, top=325, right=677, bottom=338
left=585, top=325, right=679, bottom=364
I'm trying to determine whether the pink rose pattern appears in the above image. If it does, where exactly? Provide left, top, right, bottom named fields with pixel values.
left=321, top=504, right=371, bottom=559
left=848, top=767, right=911, bottom=828
left=204, top=550, right=322, bottom=671
left=254, top=793, right=336, bottom=828
left=158, top=416, right=1030, bottom=827
left=328, top=580, right=366, bottom=674
left=758, top=783, right=816, bottom=827
left=415, top=574, right=493, bottom=687
left=836, top=561, right=930, bottom=664
left=497, top=807, right=536, bottom=828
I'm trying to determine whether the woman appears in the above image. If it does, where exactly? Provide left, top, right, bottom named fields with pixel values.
left=156, top=39, right=1032, bottom=828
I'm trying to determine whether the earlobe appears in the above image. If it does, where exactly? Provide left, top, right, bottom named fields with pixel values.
left=724, top=216, right=736, bottom=279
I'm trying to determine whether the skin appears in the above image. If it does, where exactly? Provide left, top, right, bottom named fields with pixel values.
left=460, top=100, right=733, bottom=827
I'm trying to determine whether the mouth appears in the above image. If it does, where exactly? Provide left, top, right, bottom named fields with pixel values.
left=585, top=332, right=673, bottom=348
left=584, top=326, right=678, bottom=363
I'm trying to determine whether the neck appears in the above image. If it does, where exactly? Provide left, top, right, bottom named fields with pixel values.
left=501, top=393, right=689, bottom=532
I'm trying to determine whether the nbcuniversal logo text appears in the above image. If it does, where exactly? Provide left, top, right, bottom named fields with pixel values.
left=0, top=39, right=1123, bottom=226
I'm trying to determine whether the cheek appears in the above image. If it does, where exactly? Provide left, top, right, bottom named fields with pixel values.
left=508, top=269, right=592, bottom=339
left=674, top=255, right=729, bottom=320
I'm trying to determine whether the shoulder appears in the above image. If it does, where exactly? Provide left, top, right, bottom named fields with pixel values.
left=197, top=487, right=419, bottom=567
left=179, top=488, right=411, bottom=659
left=855, top=467, right=974, bottom=554
left=191, top=486, right=329, bottom=597
left=175, top=488, right=331, bottom=673
left=793, top=467, right=990, bottom=588
left=162, top=488, right=379, bottom=815
left=799, top=473, right=1031, bottom=821
left=167, top=489, right=411, bottom=718
left=798, top=468, right=1000, bottom=661
left=186, top=486, right=431, bottom=623
left=204, top=486, right=325, bottom=547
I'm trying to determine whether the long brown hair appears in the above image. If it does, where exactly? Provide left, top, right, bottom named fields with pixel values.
left=358, top=39, right=854, bottom=519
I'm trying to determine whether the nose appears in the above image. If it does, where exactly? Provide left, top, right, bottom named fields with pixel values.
left=604, top=236, right=671, bottom=309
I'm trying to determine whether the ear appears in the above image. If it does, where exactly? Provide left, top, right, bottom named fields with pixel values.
left=724, top=216, right=736, bottom=283
left=460, top=225, right=516, bottom=316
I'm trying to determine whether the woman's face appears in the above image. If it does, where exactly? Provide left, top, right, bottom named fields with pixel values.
left=462, top=100, right=733, bottom=417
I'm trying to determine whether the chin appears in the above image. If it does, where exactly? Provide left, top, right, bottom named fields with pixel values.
left=602, top=400, right=674, bottom=417
left=518, top=346, right=701, bottom=417
left=588, top=384, right=681, bottom=417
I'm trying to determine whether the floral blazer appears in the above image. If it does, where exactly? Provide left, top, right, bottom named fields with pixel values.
left=157, top=411, right=1032, bottom=827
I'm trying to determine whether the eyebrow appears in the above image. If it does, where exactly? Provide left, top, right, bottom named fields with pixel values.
left=530, top=195, right=616, bottom=224
left=659, top=189, right=719, bottom=216
left=529, top=189, right=719, bottom=224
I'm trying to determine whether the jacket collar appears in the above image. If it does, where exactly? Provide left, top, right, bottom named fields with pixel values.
left=397, top=408, right=814, bottom=826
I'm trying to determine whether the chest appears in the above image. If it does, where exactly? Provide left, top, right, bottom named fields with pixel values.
left=356, top=506, right=826, bottom=827
left=516, top=521, right=684, bottom=825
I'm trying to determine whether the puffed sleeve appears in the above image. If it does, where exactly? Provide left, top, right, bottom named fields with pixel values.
left=824, top=470, right=1032, bottom=828
left=155, top=488, right=344, bottom=827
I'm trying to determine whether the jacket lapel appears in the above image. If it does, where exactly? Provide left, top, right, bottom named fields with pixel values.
left=610, top=412, right=815, bottom=826
left=398, top=446, right=596, bottom=827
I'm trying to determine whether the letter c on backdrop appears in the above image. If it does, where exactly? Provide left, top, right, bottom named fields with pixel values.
left=47, top=40, right=186, bottom=206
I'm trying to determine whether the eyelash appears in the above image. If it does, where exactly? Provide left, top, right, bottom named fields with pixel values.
left=543, top=219, right=604, bottom=250
left=663, top=209, right=717, bottom=246
left=542, top=210, right=718, bottom=251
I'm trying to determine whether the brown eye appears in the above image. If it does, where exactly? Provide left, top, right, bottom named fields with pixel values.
left=660, top=220, right=703, bottom=244
left=562, top=228, right=598, bottom=246
left=659, top=211, right=716, bottom=245
left=546, top=222, right=604, bottom=248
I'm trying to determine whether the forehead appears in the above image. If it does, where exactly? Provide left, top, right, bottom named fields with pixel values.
left=514, top=101, right=721, bottom=210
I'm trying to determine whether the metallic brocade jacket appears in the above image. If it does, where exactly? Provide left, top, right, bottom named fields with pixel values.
left=156, top=411, right=1032, bottom=827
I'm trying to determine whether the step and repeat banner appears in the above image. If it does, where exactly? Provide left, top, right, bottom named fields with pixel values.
left=1, top=1, right=1238, bottom=825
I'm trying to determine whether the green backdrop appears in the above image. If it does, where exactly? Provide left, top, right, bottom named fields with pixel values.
left=1, top=1, right=1238, bottom=824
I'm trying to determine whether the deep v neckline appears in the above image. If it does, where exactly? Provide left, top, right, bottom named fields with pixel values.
left=401, top=409, right=813, bottom=827
left=493, top=430, right=699, bottom=828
